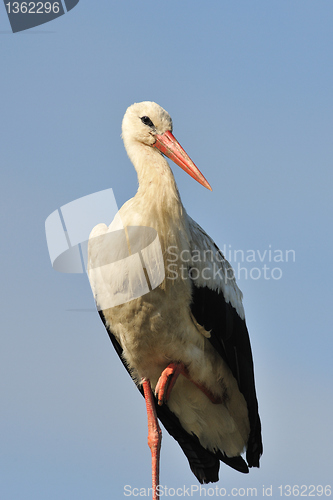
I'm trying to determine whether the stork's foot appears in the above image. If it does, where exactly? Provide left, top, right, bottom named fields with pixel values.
left=142, top=379, right=162, bottom=500
left=155, top=362, right=224, bottom=406
left=155, top=362, right=186, bottom=405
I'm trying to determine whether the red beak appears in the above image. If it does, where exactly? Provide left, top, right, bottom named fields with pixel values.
left=152, top=130, right=212, bottom=191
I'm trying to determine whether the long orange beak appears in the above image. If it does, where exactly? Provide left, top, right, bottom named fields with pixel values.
left=152, top=130, right=212, bottom=191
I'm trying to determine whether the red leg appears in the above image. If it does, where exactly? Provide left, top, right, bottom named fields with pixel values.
left=155, top=362, right=224, bottom=406
left=142, top=379, right=162, bottom=500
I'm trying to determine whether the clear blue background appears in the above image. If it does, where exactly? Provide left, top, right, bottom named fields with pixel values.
left=1, top=1, right=332, bottom=498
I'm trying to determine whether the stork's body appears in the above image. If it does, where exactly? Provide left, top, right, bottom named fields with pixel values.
left=88, top=102, right=262, bottom=497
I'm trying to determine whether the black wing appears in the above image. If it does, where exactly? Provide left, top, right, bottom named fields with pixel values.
left=190, top=281, right=263, bottom=468
left=187, top=217, right=263, bottom=468
left=98, top=310, right=249, bottom=484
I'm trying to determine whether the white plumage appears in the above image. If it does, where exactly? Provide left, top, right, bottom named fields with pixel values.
left=88, top=102, right=262, bottom=494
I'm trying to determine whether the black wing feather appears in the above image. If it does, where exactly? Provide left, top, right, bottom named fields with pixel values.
left=190, top=282, right=263, bottom=468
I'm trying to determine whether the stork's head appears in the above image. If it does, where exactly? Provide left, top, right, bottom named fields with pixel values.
left=122, top=101, right=212, bottom=191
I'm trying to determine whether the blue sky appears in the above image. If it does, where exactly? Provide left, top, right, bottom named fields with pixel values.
left=1, top=1, right=332, bottom=498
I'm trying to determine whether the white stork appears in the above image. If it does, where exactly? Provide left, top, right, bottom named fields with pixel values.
left=88, top=102, right=262, bottom=499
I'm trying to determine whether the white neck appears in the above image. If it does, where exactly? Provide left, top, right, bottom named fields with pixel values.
left=127, top=141, right=183, bottom=214
left=124, top=141, right=190, bottom=253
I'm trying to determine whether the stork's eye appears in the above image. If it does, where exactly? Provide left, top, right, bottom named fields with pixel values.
left=141, top=116, right=155, bottom=128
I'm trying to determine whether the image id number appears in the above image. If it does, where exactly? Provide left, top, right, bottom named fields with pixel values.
left=5, top=2, right=60, bottom=14
left=278, top=485, right=332, bottom=496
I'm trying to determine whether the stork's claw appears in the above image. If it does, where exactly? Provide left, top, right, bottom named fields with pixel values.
left=155, top=362, right=225, bottom=406
left=155, top=362, right=187, bottom=405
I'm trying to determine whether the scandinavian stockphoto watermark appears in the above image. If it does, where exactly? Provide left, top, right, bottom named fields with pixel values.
left=124, top=484, right=260, bottom=497
left=123, top=484, right=332, bottom=497
left=45, top=188, right=295, bottom=309
left=2, top=0, right=80, bottom=33
left=166, top=244, right=295, bottom=283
